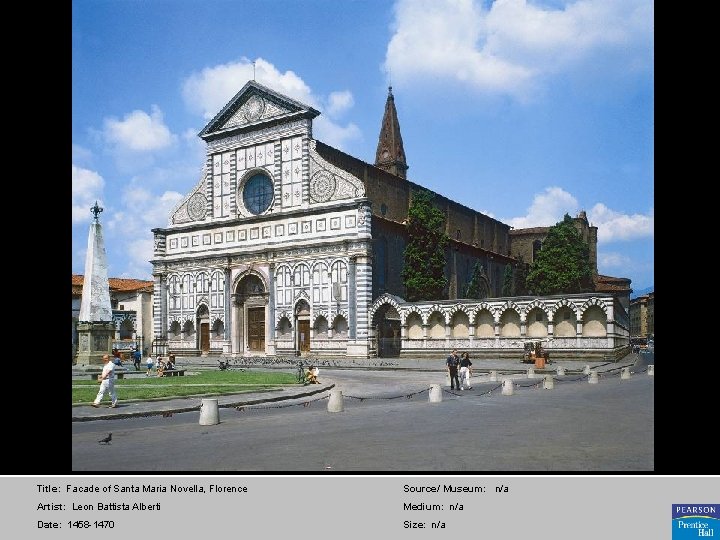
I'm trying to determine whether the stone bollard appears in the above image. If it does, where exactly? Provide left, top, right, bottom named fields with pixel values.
left=588, top=370, right=599, bottom=384
left=489, top=370, right=498, bottom=382
left=428, top=384, right=442, bottom=403
left=583, top=365, right=591, bottom=375
left=527, top=367, right=536, bottom=379
left=556, top=366, right=566, bottom=376
left=543, top=374, right=554, bottom=390
left=327, top=389, right=344, bottom=412
left=621, top=367, right=631, bottom=380
left=648, top=365, right=654, bottom=376
left=502, top=379, right=514, bottom=396
left=199, top=398, right=219, bottom=425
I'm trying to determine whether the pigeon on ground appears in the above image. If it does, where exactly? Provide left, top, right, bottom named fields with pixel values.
left=98, top=433, right=112, bottom=444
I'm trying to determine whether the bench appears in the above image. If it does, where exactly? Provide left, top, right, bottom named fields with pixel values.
left=159, top=369, right=185, bottom=377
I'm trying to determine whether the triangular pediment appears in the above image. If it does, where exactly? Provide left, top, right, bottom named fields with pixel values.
left=199, top=80, right=320, bottom=140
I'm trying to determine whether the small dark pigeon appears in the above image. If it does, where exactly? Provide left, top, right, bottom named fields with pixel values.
left=98, top=433, right=112, bottom=445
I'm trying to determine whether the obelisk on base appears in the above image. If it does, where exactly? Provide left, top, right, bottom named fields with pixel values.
left=75, top=202, right=115, bottom=366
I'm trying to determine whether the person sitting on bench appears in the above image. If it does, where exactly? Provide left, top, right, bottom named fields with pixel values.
left=305, top=365, right=319, bottom=384
left=156, top=355, right=166, bottom=376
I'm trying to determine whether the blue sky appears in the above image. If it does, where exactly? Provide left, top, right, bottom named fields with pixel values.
left=72, top=0, right=654, bottom=290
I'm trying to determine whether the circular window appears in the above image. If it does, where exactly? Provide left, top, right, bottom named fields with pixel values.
left=242, top=174, right=274, bottom=215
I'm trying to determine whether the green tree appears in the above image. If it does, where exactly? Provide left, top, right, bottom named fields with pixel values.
left=465, top=261, right=489, bottom=299
left=502, top=264, right=513, bottom=296
left=526, top=214, right=594, bottom=295
left=401, top=190, right=449, bottom=301
left=513, top=257, right=528, bottom=296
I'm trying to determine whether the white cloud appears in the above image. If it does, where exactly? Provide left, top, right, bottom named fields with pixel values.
left=182, top=57, right=313, bottom=119
left=103, top=105, right=176, bottom=151
left=109, top=187, right=184, bottom=235
left=106, top=187, right=185, bottom=278
left=588, top=203, right=653, bottom=243
left=72, top=165, right=105, bottom=224
left=72, top=144, right=93, bottom=166
left=182, top=57, right=361, bottom=150
left=182, top=128, right=207, bottom=163
left=506, top=186, right=578, bottom=228
left=385, top=0, right=652, bottom=97
left=598, top=251, right=631, bottom=268
left=314, top=117, right=362, bottom=151
left=122, top=237, right=156, bottom=280
left=326, top=91, right=354, bottom=117
left=507, top=187, right=654, bottom=243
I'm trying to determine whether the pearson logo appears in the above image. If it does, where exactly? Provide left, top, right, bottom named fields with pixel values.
left=673, top=505, right=719, bottom=539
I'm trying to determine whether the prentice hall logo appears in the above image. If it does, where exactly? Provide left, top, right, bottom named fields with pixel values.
left=673, top=504, right=719, bottom=539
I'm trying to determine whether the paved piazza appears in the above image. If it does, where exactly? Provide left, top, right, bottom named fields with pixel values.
left=71, top=365, right=653, bottom=472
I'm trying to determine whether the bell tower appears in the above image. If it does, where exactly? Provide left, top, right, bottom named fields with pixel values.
left=374, top=86, right=408, bottom=179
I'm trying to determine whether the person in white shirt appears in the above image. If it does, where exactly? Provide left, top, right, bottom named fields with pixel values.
left=92, top=354, right=117, bottom=408
left=305, top=365, right=320, bottom=384
left=146, top=354, right=154, bottom=376
left=459, top=352, right=473, bottom=390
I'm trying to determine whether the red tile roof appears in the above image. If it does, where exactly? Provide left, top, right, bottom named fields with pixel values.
left=594, top=274, right=632, bottom=293
left=72, top=274, right=154, bottom=295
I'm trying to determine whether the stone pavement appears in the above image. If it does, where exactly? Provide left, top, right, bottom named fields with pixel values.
left=71, top=353, right=652, bottom=422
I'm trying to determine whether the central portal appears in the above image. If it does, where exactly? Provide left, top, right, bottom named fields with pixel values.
left=298, top=320, right=310, bottom=352
left=294, top=299, right=311, bottom=355
left=234, top=273, right=268, bottom=356
left=200, top=323, right=210, bottom=353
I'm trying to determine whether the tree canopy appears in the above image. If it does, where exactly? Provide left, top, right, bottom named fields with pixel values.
left=513, top=257, right=528, bottom=297
left=401, top=190, right=449, bottom=301
left=525, top=214, right=594, bottom=295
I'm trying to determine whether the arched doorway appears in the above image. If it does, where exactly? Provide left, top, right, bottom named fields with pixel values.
left=234, top=274, right=267, bottom=355
left=373, top=304, right=401, bottom=358
left=295, top=299, right=310, bottom=355
left=197, top=304, right=210, bottom=355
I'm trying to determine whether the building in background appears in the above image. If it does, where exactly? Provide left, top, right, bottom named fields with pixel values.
left=72, top=275, right=154, bottom=359
left=630, top=291, right=654, bottom=339
left=510, top=210, right=598, bottom=274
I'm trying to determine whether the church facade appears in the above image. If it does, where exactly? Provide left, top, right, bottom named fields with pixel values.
left=150, top=81, right=629, bottom=359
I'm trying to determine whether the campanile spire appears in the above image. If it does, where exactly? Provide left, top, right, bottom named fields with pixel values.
left=375, top=86, right=408, bottom=179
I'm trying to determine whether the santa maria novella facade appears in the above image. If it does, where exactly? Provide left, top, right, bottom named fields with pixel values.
left=151, top=82, right=372, bottom=358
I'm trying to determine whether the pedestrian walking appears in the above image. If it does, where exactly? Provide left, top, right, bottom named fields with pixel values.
left=446, top=349, right=461, bottom=390
left=459, top=352, right=473, bottom=390
left=132, top=347, right=142, bottom=371
left=112, top=348, right=123, bottom=367
left=146, top=353, right=154, bottom=376
left=92, top=354, right=118, bottom=408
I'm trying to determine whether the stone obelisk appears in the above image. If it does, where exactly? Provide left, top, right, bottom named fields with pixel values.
left=75, top=202, right=115, bottom=366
